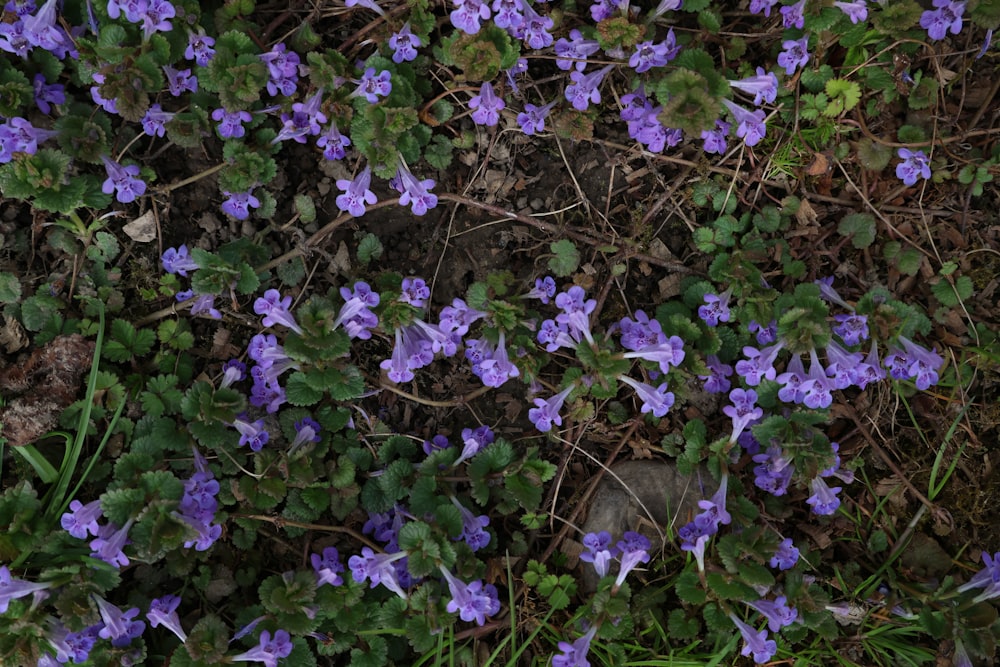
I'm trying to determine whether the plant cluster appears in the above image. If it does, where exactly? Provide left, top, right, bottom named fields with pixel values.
left=0, top=0, right=997, bottom=666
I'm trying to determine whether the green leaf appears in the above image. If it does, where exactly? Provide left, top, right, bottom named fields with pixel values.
left=357, top=233, right=384, bottom=264
left=20, top=294, right=63, bottom=332
left=0, top=272, right=22, bottom=303
left=675, top=568, right=706, bottom=605
left=837, top=212, right=876, bottom=249
left=667, top=608, right=701, bottom=640
left=548, top=239, right=580, bottom=277
left=824, top=78, right=861, bottom=116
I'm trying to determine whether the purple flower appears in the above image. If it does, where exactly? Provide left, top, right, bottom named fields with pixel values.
left=0, top=20, right=30, bottom=58
left=777, top=35, right=810, bottom=76
left=617, top=375, right=675, bottom=418
left=336, top=165, right=378, bottom=217
left=452, top=497, right=491, bottom=551
left=439, top=566, right=500, bottom=625
left=884, top=335, right=944, bottom=389
left=138, top=0, right=175, bottom=39
left=391, top=161, right=437, bottom=215
left=699, top=355, right=733, bottom=394
left=453, top=425, right=494, bottom=467
left=698, top=290, right=732, bottom=326
left=628, top=32, right=679, bottom=73
left=273, top=90, right=327, bottom=144
left=60, top=499, right=103, bottom=539
left=779, top=0, right=805, bottom=28
left=749, top=0, right=777, bottom=16
left=211, top=108, right=252, bottom=139
left=579, top=531, right=617, bottom=577
left=163, top=65, right=197, bottom=96
left=729, top=67, right=778, bottom=106
left=735, top=341, right=784, bottom=386
left=177, top=290, right=222, bottom=320
left=254, top=289, right=303, bottom=334
left=492, top=0, right=524, bottom=30
left=565, top=65, right=613, bottom=112
left=515, top=100, right=554, bottom=136
left=824, top=340, right=863, bottom=389
left=47, top=622, right=100, bottom=664
left=389, top=22, right=421, bottom=62
left=101, top=156, right=146, bottom=203
left=518, top=1, right=554, bottom=49
left=729, top=613, right=777, bottom=664
left=749, top=595, right=798, bottom=632
left=94, top=596, right=145, bottom=647
left=722, top=388, right=764, bottom=442
left=231, top=630, right=294, bottom=667
left=290, top=417, right=322, bottom=453
left=233, top=414, right=270, bottom=451
left=721, top=98, right=767, bottom=147
left=957, top=551, right=1000, bottom=602
left=469, top=81, right=505, bottom=126
left=590, top=0, right=622, bottom=20
left=345, top=0, right=385, bottom=14
left=528, top=383, right=575, bottom=433
left=355, top=67, right=392, bottom=103
left=552, top=625, right=598, bottom=667
left=555, top=286, right=596, bottom=345
left=221, top=189, right=261, bottom=220
left=32, top=73, right=64, bottom=114
left=769, top=537, right=799, bottom=570
left=147, top=595, right=187, bottom=643
left=470, top=331, right=520, bottom=388
left=554, top=29, right=600, bottom=72
left=261, top=42, right=300, bottom=96
left=753, top=446, right=794, bottom=497
left=833, top=313, right=869, bottom=346
left=185, top=30, right=216, bottom=66
left=349, top=547, right=409, bottom=598
left=141, top=103, right=175, bottom=137
left=920, top=0, right=965, bottom=41
left=450, top=0, right=491, bottom=33
left=802, top=348, right=834, bottom=409
left=834, top=0, right=867, bottom=24
left=614, top=531, right=651, bottom=588
left=400, top=277, right=430, bottom=308
left=701, top=119, right=731, bottom=154
left=806, top=475, right=842, bottom=515
left=220, top=359, right=246, bottom=388
left=423, top=434, right=451, bottom=456
left=525, top=276, right=557, bottom=303
left=895, top=148, right=931, bottom=185
left=749, top=319, right=778, bottom=345
left=621, top=336, right=686, bottom=373
left=23, top=0, right=71, bottom=55
left=0, top=565, right=50, bottom=613
left=317, top=120, right=351, bottom=160
left=335, top=282, right=380, bottom=339
left=312, top=546, right=345, bottom=587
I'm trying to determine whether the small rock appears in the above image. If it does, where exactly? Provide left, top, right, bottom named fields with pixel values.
left=530, top=198, right=544, bottom=211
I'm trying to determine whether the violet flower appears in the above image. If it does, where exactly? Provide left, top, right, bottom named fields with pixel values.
left=749, top=595, right=798, bottom=632
left=400, top=277, right=430, bottom=308
left=311, top=546, right=345, bottom=587
left=698, top=289, right=732, bottom=326
left=389, top=22, right=421, bottom=62
left=452, top=425, right=494, bottom=467
left=138, top=0, right=174, bottom=39
left=614, top=531, right=651, bottom=588
left=317, top=120, right=351, bottom=161
left=565, top=65, right=614, bottom=112
left=0, top=566, right=50, bottom=613
left=753, top=446, right=794, bottom=497
left=555, top=286, right=596, bottom=345
left=438, top=298, right=485, bottom=336
left=735, top=341, right=784, bottom=386
left=721, top=98, right=767, bottom=147
left=699, top=355, right=733, bottom=394
left=779, top=0, right=805, bottom=28
left=701, top=119, right=731, bottom=154
left=628, top=31, right=679, bottom=73
left=163, top=64, right=197, bottom=96
left=579, top=531, right=617, bottom=577
left=32, top=73, right=64, bottom=114
left=895, top=148, right=931, bottom=186
left=335, top=165, right=377, bottom=217
left=345, top=0, right=385, bottom=14
left=450, top=0, right=491, bottom=34
left=749, top=0, right=778, bottom=16
left=806, top=475, right=842, bottom=515
left=231, top=630, right=294, bottom=667
left=723, top=388, right=764, bottom=442
left=552, top=625, right=598, bottom=667
left=439, top=566, right=501, bottom=625
left=956, top=551, right=1000, bottom=602
left=348, top=547, right=409, bottom=598
left=729, top=67, right=778, bottom=106
left=518, top=1, right=554, bottom=49
left=222, top=189, right=261, bottom=220
left=220, top=359, right=246, bottom=388
left=525, top=276, right=556, bottom=303
left=834, top=0, right=867, bottom=24
left=469, top=81, right=505, bottom=126
left=528, top=384, right=575, bottom=433
left=60, top=499, right=103, bottom=539
left=254, top=289, right=303, bottom=334
left=493, top=0, right=524, bottom=30
left=147, top=595, right=187, bottom=643
left=621, top=336, right=686, bottom=373
left=777, top=36, right=810, bottom=76
left=185, top=29, right=216, bottom=66
left=729, top=613, right=777, bottom=664
left=833, top=313, right=869, bottom=346
left=141, top=103, right=175, bottom=137
left=554, top=29, right=600, bottom=72
left=289, top=417, right=322, bottom=454
left=355, top=68, right=392, bottom=103
left=89, top=518, right=134, bottom=567
left=920, top=0, right=965, bottom=41
left=769, top=537, right=799, bottom=570
left=391, top=161, right=438, bottom=215
left=211, top=108, right=251, bottom=139
left=94, top=596, right=145, bottom=647
left=452, top=496, right=491, bottom=551
left=616, top=375, right=675, bottom=418
left=233, top=414, right=270, bottom=451
left=101, top=156, right=146, bottom=203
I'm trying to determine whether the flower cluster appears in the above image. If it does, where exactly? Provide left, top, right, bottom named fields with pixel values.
left=176, top=447, right=223, bottom=550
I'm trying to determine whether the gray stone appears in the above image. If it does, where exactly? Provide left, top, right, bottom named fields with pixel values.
left=577, top=459, right=719, bottom=591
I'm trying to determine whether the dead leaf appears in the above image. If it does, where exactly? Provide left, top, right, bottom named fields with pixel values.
left=805, top=152, right=831, bottom=176
left=330, top=241, right=352, bottom=276
left=798, top=522, right=832, bottom=550
left=122, top=210, right=157, bottom=242
left=0, top=316, right=28, bottom=354
left=795, top=198, right=819, bottom=227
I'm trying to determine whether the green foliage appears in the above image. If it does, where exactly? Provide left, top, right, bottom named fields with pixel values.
left=357, top=233, right=384, bottom=264
left=441, top=24, right=519, bottom=81
left=837, top=212, right=876, bottom=249
left=548, top=239, right=580, bottom=277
